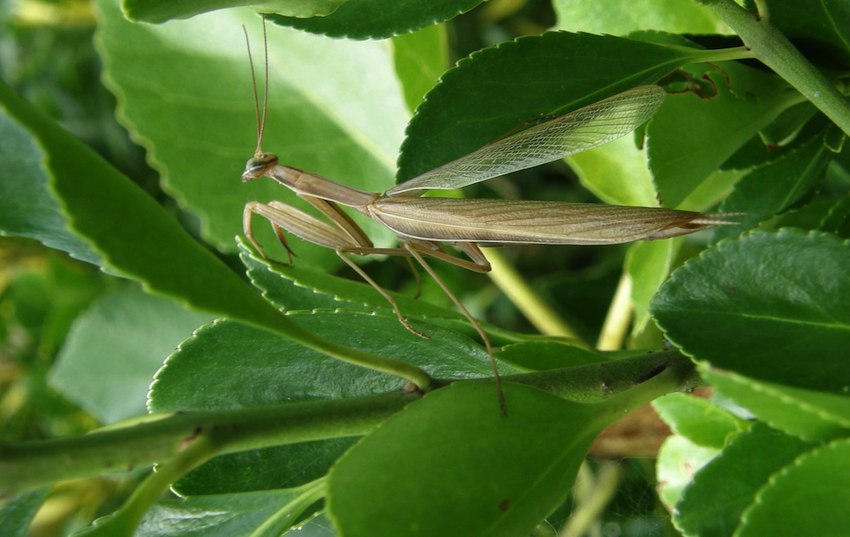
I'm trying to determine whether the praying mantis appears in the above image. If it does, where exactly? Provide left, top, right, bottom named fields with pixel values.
left=240, top=28, right=737, bottom=399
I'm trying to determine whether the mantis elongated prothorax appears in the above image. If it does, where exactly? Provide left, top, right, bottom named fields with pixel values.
left=240, top=24, right=739, bottom=411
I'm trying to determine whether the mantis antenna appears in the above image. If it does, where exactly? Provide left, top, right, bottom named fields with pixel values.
left=243, top=18, right=269, bottom=158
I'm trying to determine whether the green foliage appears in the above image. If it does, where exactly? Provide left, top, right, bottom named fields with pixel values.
left=124, top=0, right=349, bottom=23
left=1, top=0, right=850, bottom=536
left=553, top=0, right=726, bottom=35
left=327, top=383, right=609, bottom=537
left=267, top=0, right=486, bottom=40
left=671, top=422, right=812, bottom=537
left=0, top=81, right=102, bottom=265
left=647, top=62, right=799, bottom=208
left=766, top=1, right=850, bottom=67
left=653, top=393, right=746, bottom=449
left=0, top=488, right=50, bottom=537
left=734, top=438, right=850, bottom=537
left=134, top=484, right=326, bottom=537
left=397, top=32, right=697, bottom=182
left=652, top=229, right=850, bottom=392
left=50, top=285, right=215, bottom=423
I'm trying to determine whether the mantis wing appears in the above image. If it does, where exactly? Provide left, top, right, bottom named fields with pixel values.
left=372, top=198, right=738, bottom=244
left=387, top=85, right=665, bottom=196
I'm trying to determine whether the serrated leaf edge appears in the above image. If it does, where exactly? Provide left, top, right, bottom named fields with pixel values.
left=736, top=438, right=850, bottom=535
left=267, top=1, right=482, bottom=41
left=651, top=228, right=850, bottom=364
left=702, top=366, right=850, bottom=441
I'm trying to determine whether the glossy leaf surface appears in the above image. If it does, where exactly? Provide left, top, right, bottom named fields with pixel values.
left=50, top=285, right=213, bottom=423
left=123, top=0, right=347, bottom=23
left=328, top=383, right=611, bottom=537
left=737, top=438, right=850, bottom=537
left=701, top=366, right=850, bottom=442
left=674, top=423, right=813, bottom=537
left=652, top=229, right=850, bottom=392
left=653, top=392, right=745, bottom=449
left=269, top=0, right=483, bottom=39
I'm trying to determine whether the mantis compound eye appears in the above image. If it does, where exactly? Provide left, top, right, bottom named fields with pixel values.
left=242, top=153, right=279, bottom=181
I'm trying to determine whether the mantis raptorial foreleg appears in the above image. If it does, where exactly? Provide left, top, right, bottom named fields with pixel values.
left=244, top=201, right=361, bottom=253
left=244, top=200, right=441, bottom=338
left=299, top=194, right=373, bottom=248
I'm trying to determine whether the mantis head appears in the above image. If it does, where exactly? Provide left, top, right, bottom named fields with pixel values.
left=242, top=152, right=279, bottom=182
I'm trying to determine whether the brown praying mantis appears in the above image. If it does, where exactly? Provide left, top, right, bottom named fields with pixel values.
left=240, top=28, right=737, bottom=400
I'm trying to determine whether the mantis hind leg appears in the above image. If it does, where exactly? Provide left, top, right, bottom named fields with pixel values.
left=336, top=249, right=429, bottom=340
left=403, top=242, right=506, bottom=414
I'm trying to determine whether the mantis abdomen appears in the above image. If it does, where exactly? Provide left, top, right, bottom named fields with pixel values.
left=371, top=197, right=736, bottom=245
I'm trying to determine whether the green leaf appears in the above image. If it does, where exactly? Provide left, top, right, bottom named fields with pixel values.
left=0, top=68, right=290, bottom=340
left=701, top=366, right=850, bottom=442
left=96, top=0, right=407, bottom=257
left=653, top=392, right=746, bottom=449
left=819, top=194, right=850, bottom=239
left=398, top=33, right=700, bottom=183
left=0, top=253, right=106, bottom=357
left=771, top=197, right=839, bottom=231
left=715, top=133, right=833, bottom=242
left=170, top=439, right=351, bottom=495
left=752, top=102, right=822, bottom=157
left=626, top=238, right=680, bottom=335
left=136, top=484, right=324, bottom=537
left=289, top=514, right=334, bottom=534
left=736, top=438, right=850, bottom=537
left=554, top=0, right=727, bottom=35
left=327, top=382, right=611, bottom=537
left=719, top=102, right=821, bottom=173
left=0, top=489, right=49, bottom=537
left=495, top=341, right=607, bottom=371
left=50, top=285, right=213, bottom=423
left=391, top=24, right=448, bottom=112
left=0, top=80, right=101, bottom=265
left=769, top=1, right=850, bottom=69
left=150, top=314, right=496, bottom=412
left=150, top=314, right=510, bottom=493
left=123, top=0, right=347, bottom=23
left=568, top=134, right=659, bottom=206
left=651, top=229, right=850, bottom=392
left=649, top=67, right=796, bottom=207
left=677, top=167, right=744, bottom=213
left=655, top=434, right=719, bottom=510
left=674, top=422, right=813, bottom=537
left=268, top=0, right=483, bottom=40
left=239, top=238, right=462, bottom=320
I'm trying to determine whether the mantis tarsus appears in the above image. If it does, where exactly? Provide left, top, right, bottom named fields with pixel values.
left=240, top=28, right=738, bottom=404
